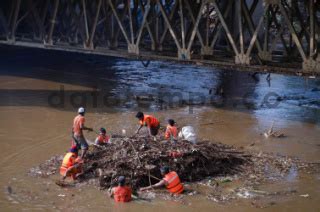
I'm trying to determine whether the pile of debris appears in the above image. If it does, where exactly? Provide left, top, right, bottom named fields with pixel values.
left=29, top=135, right=319, bottom=194
left=85, top=136, right=251, bottom=190
left=29, top=136, right=251, bottom=190
left=28, top=135, right=320, bottom=206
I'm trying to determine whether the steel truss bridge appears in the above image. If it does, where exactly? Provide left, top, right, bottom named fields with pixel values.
left=0, top=0, right=319, bottom=75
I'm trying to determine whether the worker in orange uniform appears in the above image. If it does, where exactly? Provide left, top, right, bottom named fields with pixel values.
left=60, top=146, right=84, bottom=180
left=72, top=107, right=93, bottom=158
left=108, top=176, right=132, bottom=202
left=139, top=166, right=184, bottom=195
left=135, top=111, right=160, bottom=141
left=165, top=119, right=178, bottom=143
left=95, top=128, right=110, bottom=145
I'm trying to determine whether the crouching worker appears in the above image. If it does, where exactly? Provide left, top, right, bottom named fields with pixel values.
left=108, top=176, right=132, bottom=202
left=60, top=146, right=84, bottom=180
left=95, top=128, right=110, bottom=145
left=135, top=112, right=160, bottom=141
left=140, top=166, right=184, bottom=195
left=165, top=119, right=178, bottom=143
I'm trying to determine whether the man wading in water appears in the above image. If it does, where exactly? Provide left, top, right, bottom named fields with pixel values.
left=72, top=107, right=93, bottom=159
left=140, top=166, right=184, bottom=195
left=108, top=176, right=132, bottom=203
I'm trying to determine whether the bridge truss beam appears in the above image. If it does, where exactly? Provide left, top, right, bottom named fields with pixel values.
left=0, top=0, right=319, bottom=75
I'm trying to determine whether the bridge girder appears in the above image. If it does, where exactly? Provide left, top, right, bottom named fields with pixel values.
left=0, top=0, right=319, bottom=75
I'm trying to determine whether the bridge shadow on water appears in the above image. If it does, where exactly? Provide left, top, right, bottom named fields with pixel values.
left=0, top=45, right=319, bottom=124
left=0, top=45, right=119, bottom=88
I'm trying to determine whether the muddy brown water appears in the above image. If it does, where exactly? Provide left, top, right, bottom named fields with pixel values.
left=0, top=46, right=319, bottom=211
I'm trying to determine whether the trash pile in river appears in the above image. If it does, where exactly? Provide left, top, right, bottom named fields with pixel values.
left=86, top=136, right=251, bottom=190
left=29, top=136, right=319, bottom=193
left=29, top=136, right=250, bottom=188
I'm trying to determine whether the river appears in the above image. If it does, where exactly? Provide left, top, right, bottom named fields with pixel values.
left=0, top=46, right=319, bottom=211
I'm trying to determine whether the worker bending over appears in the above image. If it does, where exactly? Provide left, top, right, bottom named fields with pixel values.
left=60, top=146, right=84, bottom=180
left=108, top=176, right=132, bottom=202
left=95, top=128, right=110, bottom=145
left=72, top=107, right=93, bottom=158
left=135, top=112, right=160, bottom=141
left=165, top=119, right=178, bottom=143
left=140, top=166, right=184, bottom=195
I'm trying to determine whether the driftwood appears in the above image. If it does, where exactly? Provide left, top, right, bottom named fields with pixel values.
left=264, top=121, right=285, bottom=138
left=82, top=136, right=250, bottom=190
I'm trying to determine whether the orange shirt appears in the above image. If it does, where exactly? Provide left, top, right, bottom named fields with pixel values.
left=96, top=134, right=110, bottom=144
left=165, top=125, right=178, bottom=140
left=113, top=186, right=132, bottom=202
left=61, top=152, right=76, bottom=169
left=139, top=115, right=159, bottom=128
left=73, top=115, right=85, bottom=136
left=60, top=153, right=82, bottom=180
left=163, top=171, right=184, bottom=194
left=60, top=152, right=77, bottom=176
